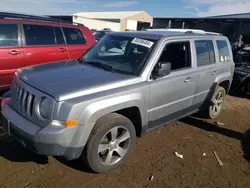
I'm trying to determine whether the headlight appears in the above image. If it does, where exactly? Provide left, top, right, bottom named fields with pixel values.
left=39, top=97, right=53, bottom=119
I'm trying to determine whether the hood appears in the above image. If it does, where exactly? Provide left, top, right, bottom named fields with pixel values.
left=18, top=60, right=139, bottom=101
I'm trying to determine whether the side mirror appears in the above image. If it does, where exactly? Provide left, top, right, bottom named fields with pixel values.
left=153, top=62, right=171, bottom=79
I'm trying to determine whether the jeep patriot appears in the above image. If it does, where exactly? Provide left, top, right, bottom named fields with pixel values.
left=1, top=31, right=235, bottom=173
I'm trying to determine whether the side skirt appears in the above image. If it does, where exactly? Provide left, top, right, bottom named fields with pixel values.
left=142, top=103, right=203, bottom=134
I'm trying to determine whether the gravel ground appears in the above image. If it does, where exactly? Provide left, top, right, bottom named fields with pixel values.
left=0, top=95, right=250, bottom=188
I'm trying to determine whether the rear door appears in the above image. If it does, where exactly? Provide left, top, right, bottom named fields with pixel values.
left=192, top=40, right=217, bottom=107
left=22, top=23, right=69, bottom=66
left=62, top=26, right=91, bottom=59
left=0, top=22, right=23, bottom=90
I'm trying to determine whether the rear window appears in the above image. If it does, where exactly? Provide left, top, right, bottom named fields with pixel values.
left=195, top=40, right=215, bottom=67
left=63, top=27, right=86, bottom=45
left=23, top=24, right=55, bottom=46
left=0, top=23, right=18, bottom=47
left=216, top=40, right=231, bottom=62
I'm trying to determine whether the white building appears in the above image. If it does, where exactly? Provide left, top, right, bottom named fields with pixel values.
left=72, top=11, right=153, bottom=31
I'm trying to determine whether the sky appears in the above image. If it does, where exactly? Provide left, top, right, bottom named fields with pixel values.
left=0, top=0, right=250, bottom=17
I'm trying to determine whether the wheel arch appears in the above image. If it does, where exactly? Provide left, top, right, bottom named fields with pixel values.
left=215, top=72, right=232, bottom=93
left=218, top=80, right=230, bottom=93
left=78, top=93, right=146, bottom=135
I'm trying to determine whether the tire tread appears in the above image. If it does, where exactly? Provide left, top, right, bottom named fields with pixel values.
left=83, top=113, right=134, bottom=173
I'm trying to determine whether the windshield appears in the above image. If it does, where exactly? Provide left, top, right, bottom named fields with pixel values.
left=81, top=35, right=156, bottom=75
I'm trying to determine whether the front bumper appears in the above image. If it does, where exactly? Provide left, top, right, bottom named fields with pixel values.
left=1, top=99, right=84, bottom=160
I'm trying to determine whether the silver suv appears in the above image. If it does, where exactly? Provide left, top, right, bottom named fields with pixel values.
left=1, top=31, right=234, bottom=173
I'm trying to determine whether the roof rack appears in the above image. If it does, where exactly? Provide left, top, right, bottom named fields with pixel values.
left=184, top=30, right=223, bottom=36
left=0, top=12, right=84, bottom=26
left=146, top=28, right=222, bottom=36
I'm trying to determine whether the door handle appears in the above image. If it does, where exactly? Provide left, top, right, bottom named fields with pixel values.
left=184, top=77, right=192, bottom=83
left=9, top=50, right=21, bottom=55
left=58, top=48, right=66, bottom=52
left=211, top=70, right=217, bottom=75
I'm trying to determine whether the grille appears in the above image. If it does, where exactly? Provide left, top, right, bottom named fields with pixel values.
left=11, top=81, right=35, bottom=118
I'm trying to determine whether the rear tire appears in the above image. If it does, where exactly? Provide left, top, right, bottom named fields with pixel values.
left=199, top=86, right=226, bottom=119
left=83, top=113, right=136, bottom=173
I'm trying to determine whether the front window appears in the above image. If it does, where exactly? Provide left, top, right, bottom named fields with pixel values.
left=81, top=35, right=156, bottom=75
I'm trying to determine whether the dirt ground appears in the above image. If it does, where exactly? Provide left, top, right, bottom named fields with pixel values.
left=0, top=95, right=250, bottom=188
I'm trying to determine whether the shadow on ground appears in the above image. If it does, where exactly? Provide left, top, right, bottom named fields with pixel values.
left=0, top=116, right=249, bottom=172
left=55, top=157, right=93, bottom=174
left=181, top=117, right=250, bottom=163
left=0, top=134, right=92, bottom=172
left=0, top=137, right=93, bottom=173
left=0, top=138, right=48, bottom=165
left=228, top=90, right=250, bottom=100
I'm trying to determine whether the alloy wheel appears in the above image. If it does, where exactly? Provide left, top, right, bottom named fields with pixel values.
left=97, top=126, right=131, bottom=166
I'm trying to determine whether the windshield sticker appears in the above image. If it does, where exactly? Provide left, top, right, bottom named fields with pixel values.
left=131, top=38, right=154, bottom=48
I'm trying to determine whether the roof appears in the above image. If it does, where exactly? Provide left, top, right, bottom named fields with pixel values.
left=73, top=11, right=143, bottom=20
left=110, top=31, right=225, bottom=40
left=208, top=12, right=250, bottom=19
left=146, top=29, right=221, bottom=35
left=154, top=12, right=250, bottom=20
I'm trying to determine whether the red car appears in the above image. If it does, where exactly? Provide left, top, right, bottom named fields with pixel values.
left=0, top=12, right=95, bottom=94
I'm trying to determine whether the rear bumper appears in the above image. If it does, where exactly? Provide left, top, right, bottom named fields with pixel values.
left=1, top=99, right=84, bottom=160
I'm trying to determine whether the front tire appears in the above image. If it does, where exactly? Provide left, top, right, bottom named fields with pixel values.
left=83, top=113, right=136, bottom=173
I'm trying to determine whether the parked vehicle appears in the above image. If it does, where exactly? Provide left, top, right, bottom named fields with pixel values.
left=90, top=29, right=97, bottom=36
left=230, top=47, right=250, bottom=94
left=1, top=30, right=234, bottom=173
left=94, top=30, right=112, bottom=41
left=0, top=12, right=95, bottom=94
left=103, top=28, right=112, bottom=31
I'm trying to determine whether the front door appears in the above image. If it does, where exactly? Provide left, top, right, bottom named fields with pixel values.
left=148, top=40, right=195, bottom=129
left=0, top=23, right=23, bottom=91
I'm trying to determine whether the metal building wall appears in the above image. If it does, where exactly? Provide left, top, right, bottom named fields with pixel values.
left=153, top=18, right=250, bottom=43
left=73, top=16, right=121, bottom=31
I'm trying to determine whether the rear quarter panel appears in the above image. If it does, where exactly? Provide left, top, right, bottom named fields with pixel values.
left=214, top=38, right=235, bottom=90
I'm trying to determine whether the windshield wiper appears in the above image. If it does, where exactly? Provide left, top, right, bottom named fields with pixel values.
left=84, top=60, right=116, bottom=72
left=81, top=59, right=134, bottom=75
